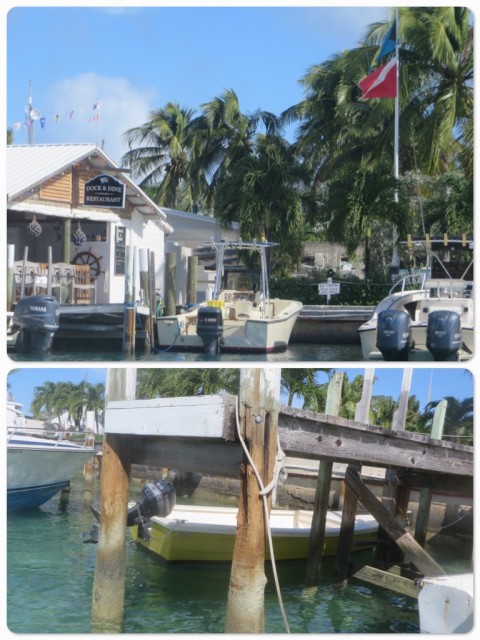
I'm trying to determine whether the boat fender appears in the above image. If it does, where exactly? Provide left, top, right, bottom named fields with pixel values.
left=126, top=480, right=176, bottom=527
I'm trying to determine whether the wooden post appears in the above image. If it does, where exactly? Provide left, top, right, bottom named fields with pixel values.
left=91, top=369, right=135, bottom=632
left=63, top=219, right=71, bottom=264
left=139, top=248, right=150, bottom=307
left=47, top=246, right=53, bottom=296
left=414, top=399, right=448, bottom=547
left=305, top=372, right=344, bottom=586
left=20, top=246, right=28, bottom=299
left=334, top=368, right=374, bottom=588
left=123, top=246, right=136, bottom=354
left=165, top=252, right=176, bottom=316
left=187, top=255, right=198, bottom=305
left=225, top=368, right=280, bottom=633
left=7, top=244, right=15, bottom=310
left=375, top=368, right=412, bottom=565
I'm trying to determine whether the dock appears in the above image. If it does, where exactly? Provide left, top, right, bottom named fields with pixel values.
left=91, top=368, right=473, bottom=632
left=291, top=305, right=373, bottom=344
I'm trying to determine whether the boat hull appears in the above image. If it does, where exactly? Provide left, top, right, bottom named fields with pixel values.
left=156, top=300, right=302, bottom=353
left=7, top=438, right=96, bottom=510
left=130, top=505, right=378, bottom=561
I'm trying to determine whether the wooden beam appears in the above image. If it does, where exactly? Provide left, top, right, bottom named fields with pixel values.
left=349, top=563, right=421, bottom=599
left=344, top=465, right=446, bottom=577
left=277, top=408, right=473, bottom=476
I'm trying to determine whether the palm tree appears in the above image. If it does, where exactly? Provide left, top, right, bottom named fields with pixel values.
left=188, top=89, right=279, bottom=212
left=280, top=369, right=332, bottom=409
left=283, top=7, right=473, bottom=257
left=136, top=368, right=240, bottom=399
left=122, top=102, right=202, bottom=211
left=30, top=381, right=58, bottom=422
left=214, top=133, right=312, bottom=276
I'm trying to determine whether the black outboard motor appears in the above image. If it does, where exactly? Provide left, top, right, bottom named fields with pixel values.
left=376, top=309, right=412, bottom=361
left=427, top=310, right=462, bottom=361
left=127, top=480, right=176, bottom=531
left=196, top=306, right=223, bottom=355
left=13, top=295, right=60, bottom=353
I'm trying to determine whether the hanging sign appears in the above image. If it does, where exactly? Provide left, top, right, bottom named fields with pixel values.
left=84, top=174, right=126, bottom=208
left=114, top=226, right=126, bottom=275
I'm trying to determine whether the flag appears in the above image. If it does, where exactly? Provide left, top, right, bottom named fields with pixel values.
left=358, top=58, right=397, bottom=99
left=93, top=102, right=100, bottom=110
left=371, top=19, right=396, bottom=68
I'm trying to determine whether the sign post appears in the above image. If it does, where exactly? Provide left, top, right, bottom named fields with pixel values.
left=318, top=277, right=340, bottom=303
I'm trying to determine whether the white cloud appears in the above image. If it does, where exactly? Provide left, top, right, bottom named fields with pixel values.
left=38, top=73, right=156, bottom=165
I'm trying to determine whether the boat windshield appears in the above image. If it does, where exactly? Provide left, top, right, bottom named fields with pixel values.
left=223, top=269, right=261, bottom=292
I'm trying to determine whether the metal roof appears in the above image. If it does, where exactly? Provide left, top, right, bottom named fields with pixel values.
left=6, top=143, right=173, bottom=233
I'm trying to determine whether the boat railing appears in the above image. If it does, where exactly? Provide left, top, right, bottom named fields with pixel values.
left=389, top=271, right=428, bottom=294
left=7, top=425, right=97, bottom=448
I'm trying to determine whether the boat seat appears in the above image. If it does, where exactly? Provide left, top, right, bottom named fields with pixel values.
left=233, top=299, right=255, bottom=319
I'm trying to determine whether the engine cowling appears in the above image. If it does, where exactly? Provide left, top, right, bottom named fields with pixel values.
left=427, top=310, right=462, bottom=361
left=196, top=306, right=223, bottom=355
left=376, top=309, right=412, bottom=361
left=12, top=295, right=60, bottom=353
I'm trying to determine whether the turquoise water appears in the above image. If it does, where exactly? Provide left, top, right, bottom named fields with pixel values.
left=6, top=473, right=472, bottom=634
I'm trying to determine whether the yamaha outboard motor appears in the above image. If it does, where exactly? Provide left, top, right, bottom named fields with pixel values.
left=196, top=306, right=223, bottom=355
left=127, top=480, right=176, bottom=531
left=13, top=295, right=60, bottom=353
left=427, top=310, right=462, bottom=361
left=376, top=309, right=412, bottom=361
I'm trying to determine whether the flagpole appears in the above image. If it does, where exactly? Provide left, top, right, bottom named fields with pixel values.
left=391, top=7, right=400, bottom=269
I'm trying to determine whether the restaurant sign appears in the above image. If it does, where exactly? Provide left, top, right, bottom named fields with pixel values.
left=84, top=174, right=126, bottom=208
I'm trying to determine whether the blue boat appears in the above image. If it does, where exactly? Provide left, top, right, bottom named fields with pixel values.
left=7, top=401, right=96, bottom=510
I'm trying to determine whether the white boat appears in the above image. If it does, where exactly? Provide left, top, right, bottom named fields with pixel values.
left=358, top=243, right=473, bottom=361
left=129, top=504, right=378, bottom=562
left=418, top=573, right=473, bottom=633
left=156, top=240, right=302, bottom=354
left=7, top=401, right=97, bottom=511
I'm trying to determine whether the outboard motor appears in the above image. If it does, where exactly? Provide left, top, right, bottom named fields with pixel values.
left=427, top=310, right=462, bottom=361
left=127, top=480, right=176, bottom=533
left=196, top=306, right=223, bottom=355
left=376, top=309, right=412, bottom=361
left=13, top=295, right=60, bottom=354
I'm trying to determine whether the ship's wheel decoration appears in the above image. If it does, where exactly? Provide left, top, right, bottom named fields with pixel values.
left=27, top=215, right=42, bottom=237
left=72, top=248, right=103, bottom=277
left=72, top=221, right=87, bottom=246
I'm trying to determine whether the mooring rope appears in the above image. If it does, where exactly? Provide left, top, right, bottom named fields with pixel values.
left=234, top=398, right=291, bottom=634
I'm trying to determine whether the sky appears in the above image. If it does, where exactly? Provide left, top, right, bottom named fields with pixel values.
left=5, top=2, right=394, bottom=164
left=6, top=366, right=473, bottom=417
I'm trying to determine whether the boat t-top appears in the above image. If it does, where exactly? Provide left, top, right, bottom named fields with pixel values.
left=156, top=240, right=303, bottom=354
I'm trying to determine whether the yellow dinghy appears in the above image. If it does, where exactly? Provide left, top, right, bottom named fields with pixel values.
left=130, top=504, right=378, bottom=562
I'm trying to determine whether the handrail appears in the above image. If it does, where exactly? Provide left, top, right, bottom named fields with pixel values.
left=6, top=425, right=97, bottom=448
left=389, top=271, right=428, bottom=294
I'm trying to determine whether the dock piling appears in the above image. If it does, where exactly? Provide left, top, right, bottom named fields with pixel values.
left=91, top=369, right=135, bottom=632
left=225, top=368, right=280, bottom=634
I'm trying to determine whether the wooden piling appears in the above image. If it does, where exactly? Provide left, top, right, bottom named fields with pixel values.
left=334, top=368, right=374, bottom=588
left=414, top=400, right=447, bottom=547
left=91, top=369, right=136, bottom=632
left=187, top=255, right=198, bottom=305
left=225, top=368, right=280, bottom=634
left=375, top=369, right=412, bottom=565
left=123, top=246, right=136, bottom=354
left=7, top=244, right=14, bottom=310
left=165, top=252, right=176, bottom=316
left=20, top=246, right=28, bottom=299
left=63, top=219, right=71, bottom=264
left=305, top=372, right=344, bottom=586
left=47, top=246, right=53, bottom=296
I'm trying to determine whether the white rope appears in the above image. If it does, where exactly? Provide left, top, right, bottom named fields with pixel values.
left=234, top=399, right=291, bottom=634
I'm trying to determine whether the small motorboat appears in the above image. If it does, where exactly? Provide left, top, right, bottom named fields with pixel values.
left=417, top=573, right=473, bottom=633
left=7, top=400, right=97, bottom=510
left=156, top=240, right=302, bottom=354
left=358, top=240, right=473, bottom=361
left=128, top=482, right=378, bottom=562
